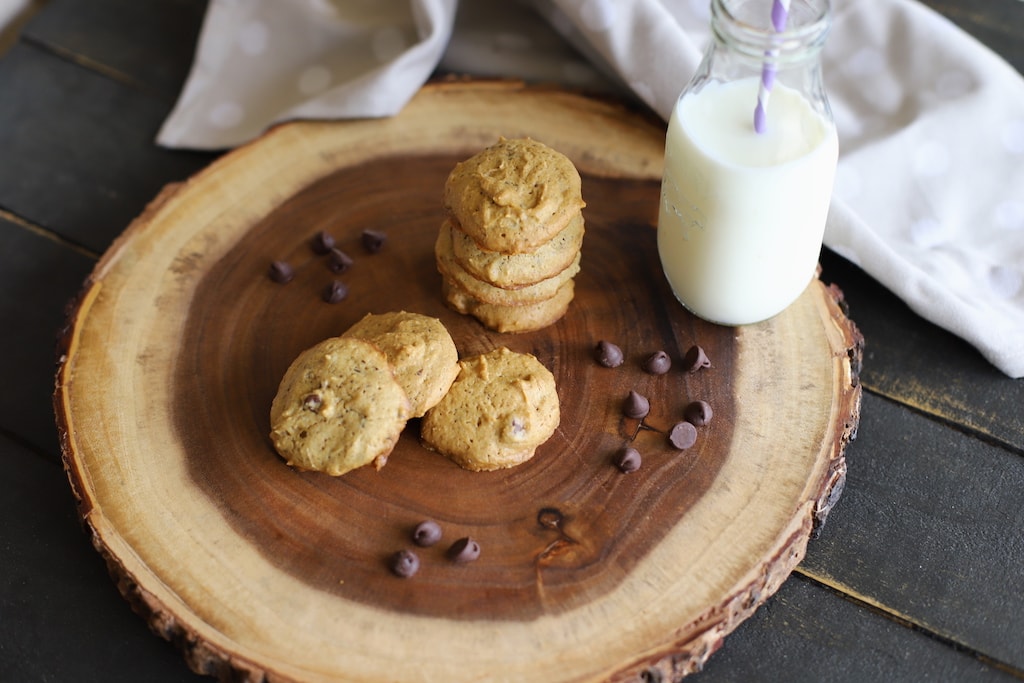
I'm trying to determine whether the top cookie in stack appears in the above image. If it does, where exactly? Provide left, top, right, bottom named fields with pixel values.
left=437, top=137, right=586, bottom=333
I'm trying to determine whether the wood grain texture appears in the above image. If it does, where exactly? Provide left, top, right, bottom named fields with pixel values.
left=0, top=434, right=199, bottom=683
left=798, top=392, right=1024, bottom=671
left=917, top=0, right=1024, bottom=73
left=0, top=215, right=95, bottom=455
left=22, top=0, right=208, bottom=98
left=693, top=575, right=1021, bottom=683
left=818, top=249, right=1024, bottom=453
left=54, top=81, right=861, bottom=682
left=0, top=42, right=216, bottom=251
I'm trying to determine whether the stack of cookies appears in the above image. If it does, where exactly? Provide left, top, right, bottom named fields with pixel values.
left=437, top=137, right=586, bottom=333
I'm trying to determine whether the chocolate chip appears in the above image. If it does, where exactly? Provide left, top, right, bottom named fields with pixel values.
left=327, top=248, right=354, bottom=273
left=389, top=549, right=420, bottom=578
left=322, top=280, right=348, bottom=303
left=594, top=340, right=624, bottom=368
left=622, top=390, right=650, bottom=419
left=302, top=394, right=322, bottom=412
left=684, top=400, right=713, bottom=426
left=448, top=537, right=481, bottom=563
left=614, top=447, right=641, bottom=473
left=310, top=230, right=335, bottom=254
left=361, top=229, right=387, bottom=253
left=668, top=421, right=698, bottom=450
left=682, top=345, right=711, bottom=373
left=643, top=350, right=672, bottom=375
left=268, top=260, right=294, bottom=284
left=412, top=520, right=442, bottom=547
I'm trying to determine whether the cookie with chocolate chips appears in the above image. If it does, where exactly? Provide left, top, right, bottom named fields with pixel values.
left=342, top=311, right=459, bottom=418
left=269, top=337, right=411, bottom=476
left=421, top=347, right=560, bottom=471
left=440, top=279, right=575, bottom=335
left=443, top=137, right=586, bottom=254
left=435, top=224, right=580, bottom=307
left=446, top=214, right=584, bottom=289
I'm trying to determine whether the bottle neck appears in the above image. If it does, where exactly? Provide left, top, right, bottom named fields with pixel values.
left=711, top=0, right=831, bottom=66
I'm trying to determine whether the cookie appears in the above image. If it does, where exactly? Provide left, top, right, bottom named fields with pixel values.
left=441, top=279, right=575, bottom=334
left=435, top=224, right=580, bottom=307
left=421, top=347, right=560, bottom=471
left=269, top=337, right=411, bottom=476
left=342, top=311, right=459, bottom=418
left=447, top=213, right=584, bottom=288
left=443, top=137, right=586, bottom=254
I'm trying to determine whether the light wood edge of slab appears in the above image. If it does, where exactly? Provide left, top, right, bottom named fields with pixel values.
left=609, top=282, right=863, bottom=682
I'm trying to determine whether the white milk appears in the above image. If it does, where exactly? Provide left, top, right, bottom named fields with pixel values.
left=657, top=77, right=838, bottom=325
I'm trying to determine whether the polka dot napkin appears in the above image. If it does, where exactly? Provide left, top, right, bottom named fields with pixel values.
left=157, top=0, right=1024, bottom=378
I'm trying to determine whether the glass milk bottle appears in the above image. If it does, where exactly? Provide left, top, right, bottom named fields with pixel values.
left=657, top=0, right=837, bottom=325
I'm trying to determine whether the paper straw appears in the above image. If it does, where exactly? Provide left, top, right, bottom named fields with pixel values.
left=754, top=0, right=791, bottom=134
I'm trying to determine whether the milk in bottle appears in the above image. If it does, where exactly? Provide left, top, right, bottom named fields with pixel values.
left=657, top=0, right=837, bottom=325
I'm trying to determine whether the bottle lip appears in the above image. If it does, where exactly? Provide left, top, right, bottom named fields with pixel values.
left=712, top=0, right=831, bottom=60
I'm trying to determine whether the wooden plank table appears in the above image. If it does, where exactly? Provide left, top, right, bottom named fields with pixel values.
left=1, top=1, right=1021, bottom=681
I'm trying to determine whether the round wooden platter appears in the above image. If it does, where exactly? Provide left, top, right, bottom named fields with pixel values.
left=54, top=80, right=862, bottom=682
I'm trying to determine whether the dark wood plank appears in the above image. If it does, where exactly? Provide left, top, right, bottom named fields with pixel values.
left=0, top=216, right=94, bottom=456
left=918, top=0, right=1024, bottom=73
left=0, top=42, right=217, bottom=253
left=692, top=574, right=1019, bottom=683
left=819, top=249, right=1024, bottom=452
left=0, top=434, right=199, bottom=682
left=799, top=391, right=1024, bottom=671
left=23, top=0, right=208, bottom=100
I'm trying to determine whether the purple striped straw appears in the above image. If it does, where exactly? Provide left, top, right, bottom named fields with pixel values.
left=754, top=0, right=791, bottom=134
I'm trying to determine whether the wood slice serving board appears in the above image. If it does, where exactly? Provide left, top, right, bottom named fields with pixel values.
left=54, top=81, right=862, bottom=682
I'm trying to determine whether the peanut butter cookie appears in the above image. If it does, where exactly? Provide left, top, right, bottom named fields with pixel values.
left=443, top=137, right=585, bottom=254
left=269, top=337, right=411, bottom=476
left=342, top=311, right=459, bottom=418
left=421, top=347, right=560, bottom=471
left=447, top=214, right=584, bottom=288
left=441, top=279, right=575, bottom=334
left=435, top=224, right=580, bottom=307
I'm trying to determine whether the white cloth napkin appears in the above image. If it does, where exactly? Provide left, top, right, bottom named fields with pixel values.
left=157, top=0, right=1024, bottom=378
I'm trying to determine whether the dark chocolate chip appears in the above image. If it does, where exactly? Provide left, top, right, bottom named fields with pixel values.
left=537, top=508, right=563, bottom=530
left=310, top=230, right=335, bottom=254
left=361, top=229, right=387, bottom=253
left=389, top=549, right=420, bottom=578
left=594, top=340, right=624, bottom=368
left=322, top=280, right=349, bottom=303
left=327, top=248, right=354, bottom=273
left=668, top=421, right=698, bottom=450
left=448, top=537, right=481, bottom=563
left=682, top=345, right=711, bottom=373
left=614, top=447, right=642, bottom=473
left=412, top=520, right=442, bottom=547
left=684, top=400, right=713, bottom=426
left=302, top=394, right=322, bottom=412
left=268, top=260, right=294, bottom=284
left=622, top=390, right=650, bottom=419
left=643, top=350, right=672, bottom=375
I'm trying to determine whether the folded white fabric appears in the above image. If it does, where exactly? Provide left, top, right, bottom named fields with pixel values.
left=157, top=0, right=1024, bottom=378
